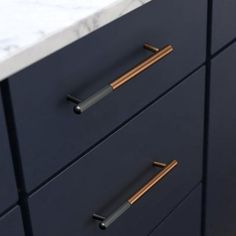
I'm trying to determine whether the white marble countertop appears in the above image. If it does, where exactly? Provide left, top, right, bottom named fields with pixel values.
left=0, top=0, right=151, bottom=82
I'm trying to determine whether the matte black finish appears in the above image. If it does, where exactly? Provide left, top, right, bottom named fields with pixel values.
left=94, top=202, right=131, bottom=230
left=71, top=85, right=113, bottom=114
left=212, top=0, right=236, bottom=53
left=28, top=69, right=204, bottom=236
left=0, top=89, right=18, bottom=214
left=8, top=0, right=207, bottom=192
left=205, top=43, right=236, bottom=236
left=0, top=207, right=25, bottom=236
left=149, top=185, right=202, bottom=236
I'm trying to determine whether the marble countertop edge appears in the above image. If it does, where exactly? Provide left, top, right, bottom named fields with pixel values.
left=0, top=0, right=151, bottom=82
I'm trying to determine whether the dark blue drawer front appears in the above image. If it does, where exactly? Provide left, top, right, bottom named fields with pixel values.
left=149, top=184, right=202, bottom=236
left=8, top=0, right=207, bottom=192
left=0, top=207, right=25, bottom=236
left=0, top=89, right=18, bottom=214
left=212, top=0, right=236, bottom=53
left=28, top=68, right=204, bottom=236
left=206, top=43, right=236, bottom=235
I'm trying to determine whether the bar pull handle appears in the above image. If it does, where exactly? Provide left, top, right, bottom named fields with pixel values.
left=67, top=44, right=173, bottom=114
left=93, top=160, right=178, bottom=230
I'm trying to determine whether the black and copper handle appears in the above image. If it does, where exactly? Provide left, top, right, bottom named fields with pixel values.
left=93, top=160, right=178, bottom=230
left=67, top=44, right=173, bottom=114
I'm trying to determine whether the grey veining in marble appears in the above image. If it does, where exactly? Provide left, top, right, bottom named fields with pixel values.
left=0, top=0, right=151, bottom=82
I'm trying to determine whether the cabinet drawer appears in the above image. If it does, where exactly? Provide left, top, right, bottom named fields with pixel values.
left=212, top=0, right=236, bottom=53
left=28, top=68, right=204, bottom=236
left=8, top=0, right=207, bottom=192
left=206, top=43, right=236, bottom=236
left=0, top=207, right=25, bottom=236
left=0, top=89, right=18, bottom=214
left=149, top=184, right=201, bottom=236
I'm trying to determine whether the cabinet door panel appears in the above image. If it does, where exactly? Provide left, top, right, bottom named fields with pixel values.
left=212, top=0, right=236, bottom=53
left=0, top=207, right=25, bottom=236
left=0, top=89, right=18, bottom=214
left=149, top=185, right=201, bottom=236
left=206, top=43, right=236, bottom=235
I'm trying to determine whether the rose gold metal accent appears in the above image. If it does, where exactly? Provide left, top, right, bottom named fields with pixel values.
left=110, top=44, right=173, bottom=90
left=143, top=43, right=160, bottom=53
left=153, top=161, right=167, bottom=168
left=128, top=160, right=178, bottom=205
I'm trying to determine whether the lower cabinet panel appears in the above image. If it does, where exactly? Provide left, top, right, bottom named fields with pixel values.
left=0, top=89, right=18, bottom=214
left=206, top=43, right=236, bottom=236
left=28, top=68, right=204, bottom=236
left=149, top=184, right=202, bottom=236
left=0, top=207, right=25, bottom=236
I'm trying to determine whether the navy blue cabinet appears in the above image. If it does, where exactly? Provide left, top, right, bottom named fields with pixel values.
left=0, top=207, right=25, bottom=236
left=0, top=89, right=18, bottom=214
left=8, top=0, right=207, bottom=192
left=149, top=185, right=202, bottom=236
left=28, top=68, right=204, bottom=236
left=205, top=43, right=236, bottom=235
left=1, top=0, right=236, bottom=235
left=212, top=0, right=236, bottom=53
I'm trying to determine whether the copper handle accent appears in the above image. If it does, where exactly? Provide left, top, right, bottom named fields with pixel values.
left=67, top=44, right=173, bottom=114
left=111, top=44, right=173, bottom=89
left=93, top=160, right=177, bottom=229
left=128, top=160, right=178, bottom=204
